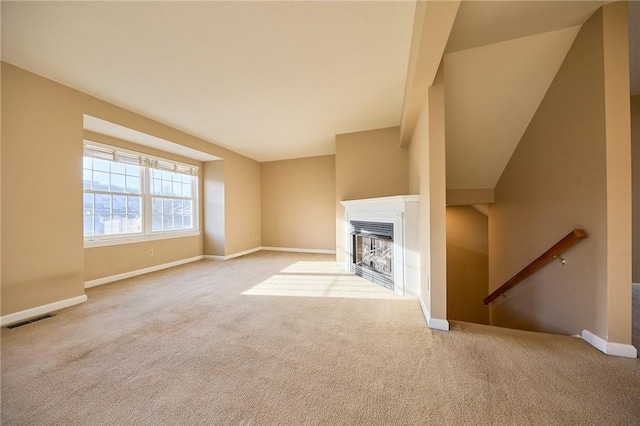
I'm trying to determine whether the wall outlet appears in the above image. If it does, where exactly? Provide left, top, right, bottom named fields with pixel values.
left=148, top=249, right=154, bottom=256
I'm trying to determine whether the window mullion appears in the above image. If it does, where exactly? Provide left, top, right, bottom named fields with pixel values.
left=142, top=167, right=152, bottom=236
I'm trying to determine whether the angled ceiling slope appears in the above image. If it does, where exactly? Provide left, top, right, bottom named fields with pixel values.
left=442, top=1, right=607, bottom=191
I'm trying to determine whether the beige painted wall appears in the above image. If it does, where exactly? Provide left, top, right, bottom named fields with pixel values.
left=489, top=8, right=630, bottom=339
left=2, top=63, right=85, bottom=314
left=1, top=62, right=261, bottom=316
left=408, top=91, right=430, bottom=313
left=261, top=155, right=335, bottom=251
left=406, top=64, right=449, bottom=325
left=203, top=160, right=225, bottom=257
left=601, top=1, right=632, bottom=344
left=222, top=155, right=261, bottom=256
left=632, top=95, right=640, bottom=283
left=446, top=206, right=489, bottom=325
left=335, top=127, right=408, bottom=262
left=426, top=67, right=448, bottom=323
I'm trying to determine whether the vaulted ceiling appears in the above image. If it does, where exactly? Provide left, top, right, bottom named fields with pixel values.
left=443, top=0, right=610, bottom=190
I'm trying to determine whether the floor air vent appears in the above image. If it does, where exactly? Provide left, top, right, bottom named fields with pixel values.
left=4, top=314, right=55, bottom=329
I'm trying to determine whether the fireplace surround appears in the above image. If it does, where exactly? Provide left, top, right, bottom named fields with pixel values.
left=341, top=196, right=420, bottom=296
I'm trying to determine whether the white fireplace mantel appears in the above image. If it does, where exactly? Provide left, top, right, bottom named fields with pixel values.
left=341, top=195, right=420, bottom=296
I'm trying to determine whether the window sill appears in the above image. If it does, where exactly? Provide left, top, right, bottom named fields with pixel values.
left=84, top=231, right=201, bottom=248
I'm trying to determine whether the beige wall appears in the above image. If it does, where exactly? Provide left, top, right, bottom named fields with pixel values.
left=1, top=62, right=262, bottom=316
left=2, top=62, right=86, bottom=314
left=261, top=155, right=335, bottom=251
left=406, top=64, right=449, bottom=325
left=408, top=91, right=430, bottom=310
left=335, top=126, right=408, bottom=262
left=632, top=95, right=640, bottom=283
left=489, top=7, right=631, bottom=340
left=222, top=155, right=261, bottom=256
left=203, top=160, right=225, bottom=257
left=446, top=206, right=489, bottom=325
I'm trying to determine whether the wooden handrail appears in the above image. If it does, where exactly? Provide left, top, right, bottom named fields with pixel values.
left=483, top=229, right=587, bottom=305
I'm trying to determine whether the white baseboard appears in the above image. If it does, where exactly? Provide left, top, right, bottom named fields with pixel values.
left=204, top=247, right=262, bottom=261
left=417, top=295, right=450, bottom=331
left=261, top=246, right=337, bottom=255
left=1, top=295, right=88, bottom=326
left=85, top=256, right=204, bottom=288
left=581, top=329, right=638, bottom=358
left=205, top=246, right=335, bottom=261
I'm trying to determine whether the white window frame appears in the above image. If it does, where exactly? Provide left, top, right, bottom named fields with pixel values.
left=83, top=140, right=200, bottom=248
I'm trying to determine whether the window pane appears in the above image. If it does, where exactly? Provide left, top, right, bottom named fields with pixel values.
left=184, top=215, right=191, bottom=228
left=94, top=214, right=109, bottom=235
left=152, top=214, right=162, bottom=231
left=83, top=170, right=92, bottom=190
left=110, top=173, right=126, bottom=193
left=83, top=157, right=93, bottom=169
left=161, top=171, right=172, bottom=180
left=83, top=193, right=94, bottom=214
left=174, top=215, right=184, bottom=229
left=127, top=196, right=141, bottom=214
left=172, top=181, right=182, bottom=197
left=95, top=194, right=111, bottom=215
left=126, top=164, right=140, bottom=176
left=93, top=159, right=110, bottom=172
left=152, top=178, right=162, bottom=195
left=161, top=180, right=172, bottom=196
left=152, top=198, right=162, bottom=214
left=126, top=175, right=140, bottom=194
left=163, top=214, right=173, bottom=230
left=84, top=213, right=94, bottom=236
left=111, top=162, right=126, bottom=174
left=127, top=214, right=142, bottom=232
left=182, top=182, right=191, bottom=197
left=113, top=195, right=126, bottom=215
left=183, top=200, right=191, bottom=215
left=163, top=199, right=173, bottom=214
left=93, top=171, right=110, bottom=191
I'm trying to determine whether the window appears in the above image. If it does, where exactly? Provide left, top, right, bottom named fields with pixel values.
left=83, top=142, right=198, bottom=246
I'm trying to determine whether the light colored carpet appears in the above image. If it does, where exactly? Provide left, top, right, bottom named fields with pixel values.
left=2, top=251, right=640, bottom=425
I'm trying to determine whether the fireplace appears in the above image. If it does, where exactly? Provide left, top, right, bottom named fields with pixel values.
left=341, top=196, right=420, bottom=296
left=351, top=221, right=394, bottom=290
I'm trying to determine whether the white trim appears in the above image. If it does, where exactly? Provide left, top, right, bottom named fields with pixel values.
left=1, top=295, right=88, bottom=327
left=428, top=317, right=450, bottom=331
left=84, top=256, right=204, bottom=288
left=417, top=296, right=450, bottom=331
left=204, top=247, right=262, bottom=261
left=581, top=329, right=638, bottom=358
left=633, top=282, right=640, bottom=288
left=261, top=246, right=336, bottom=255
left=84, top=231, right=201, bottom=248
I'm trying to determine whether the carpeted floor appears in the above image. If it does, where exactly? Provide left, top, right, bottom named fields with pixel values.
left=2, top=251, right=640, bottom=425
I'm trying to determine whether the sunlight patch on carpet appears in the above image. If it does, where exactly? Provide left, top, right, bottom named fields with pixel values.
left=242, top=261, right=405, bottom=300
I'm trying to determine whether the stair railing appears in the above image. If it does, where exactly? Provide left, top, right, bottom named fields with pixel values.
left=483, top=229, right=587, bottom=305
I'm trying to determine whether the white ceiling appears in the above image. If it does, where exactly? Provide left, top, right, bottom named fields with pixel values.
left=1, top=1, right=416, bottom=162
